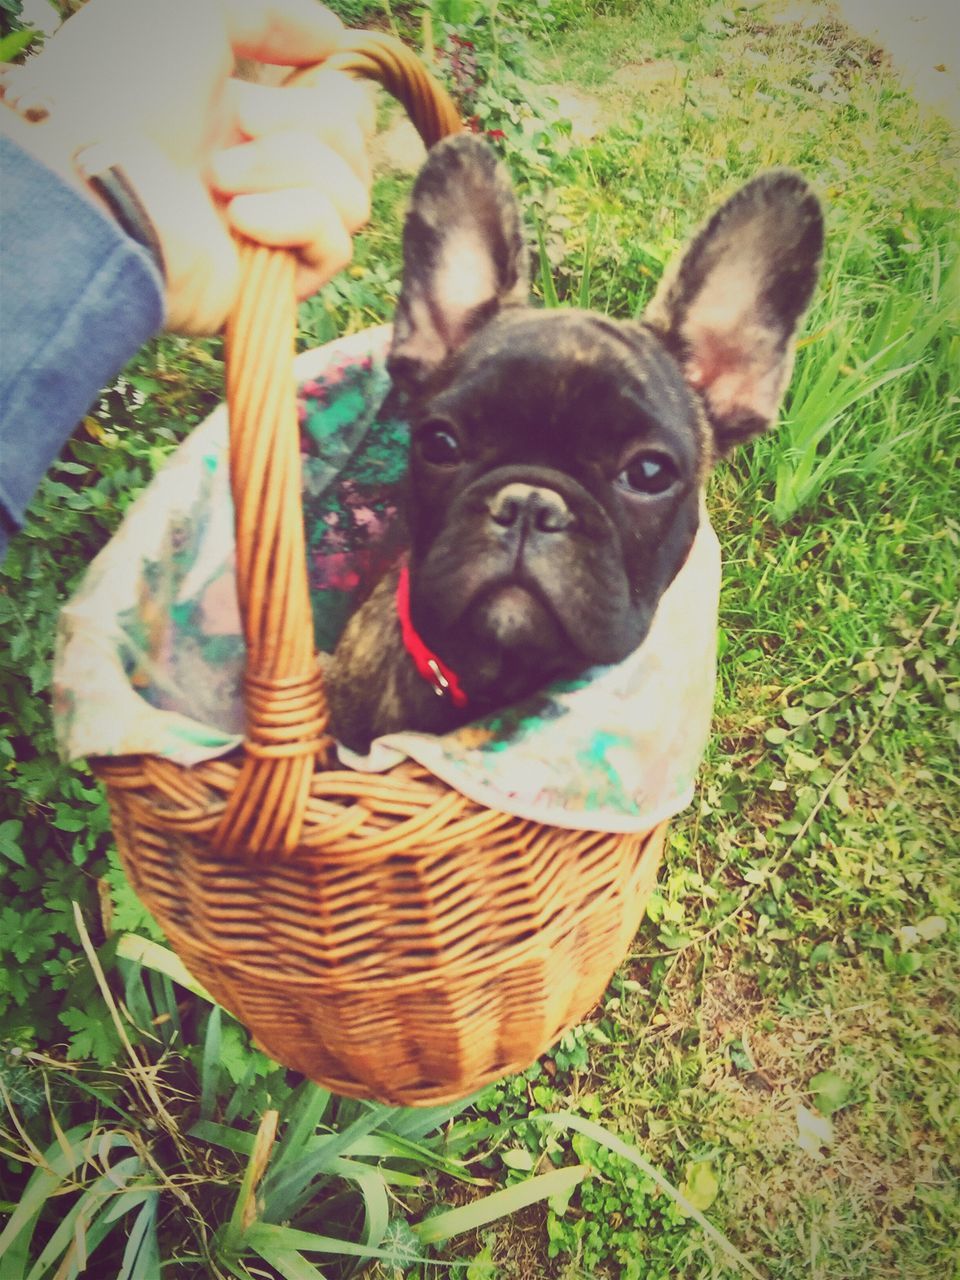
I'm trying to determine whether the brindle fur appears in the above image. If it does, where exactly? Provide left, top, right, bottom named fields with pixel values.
left=326, top=136, right=823, bottom=753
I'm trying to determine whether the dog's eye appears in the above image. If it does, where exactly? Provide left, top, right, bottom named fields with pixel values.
left=617, top=451, right=678, bottom=495
left=417, top=423, right=462, bottom=466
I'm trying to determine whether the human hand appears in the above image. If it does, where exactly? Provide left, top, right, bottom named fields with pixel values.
left=3, top=0, right=373, bottom=333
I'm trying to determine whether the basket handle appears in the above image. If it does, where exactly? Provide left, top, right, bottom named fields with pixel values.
left=213, top=32, right=461, bottom=859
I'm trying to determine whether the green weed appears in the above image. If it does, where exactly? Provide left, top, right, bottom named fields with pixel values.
left=0, top=932, right=585, bottom=1278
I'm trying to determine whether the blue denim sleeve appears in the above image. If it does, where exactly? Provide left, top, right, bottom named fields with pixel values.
left=0, top=136, right=164, bottom=559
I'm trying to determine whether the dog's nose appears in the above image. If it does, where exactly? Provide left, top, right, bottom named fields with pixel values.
left=487, top=482, right=574, bottom=533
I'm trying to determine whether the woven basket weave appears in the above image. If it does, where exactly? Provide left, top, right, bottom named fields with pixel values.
left=94, top=32, right=667, bottom=1106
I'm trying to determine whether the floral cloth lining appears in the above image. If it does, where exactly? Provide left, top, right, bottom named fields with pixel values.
left=54, top=325, right=719, bottom=833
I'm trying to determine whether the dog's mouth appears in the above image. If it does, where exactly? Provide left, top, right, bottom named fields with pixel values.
left=467, top=579, right=565, bottom=652
left=449, top=575, right=577, bottom=699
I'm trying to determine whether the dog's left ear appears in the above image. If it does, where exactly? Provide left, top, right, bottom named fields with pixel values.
left=644, top=171, right=824, bottom=453
left=388, top=134, right=528, bottom=393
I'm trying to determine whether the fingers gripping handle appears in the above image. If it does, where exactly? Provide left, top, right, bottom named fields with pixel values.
left=213, top=35, right=461, bottom=859
left=297, top=31, right=464, bottom=146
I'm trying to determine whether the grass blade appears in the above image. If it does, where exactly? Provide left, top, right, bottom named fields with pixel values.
left=199, top=1006, right=222, bottom=1123
left=245, top=1221, right=400, bottom=1263
left=101, top=1188, right=156, bottom=1226
left=354, top=1170, right=390, bottom=1249
left=115, top=934, right=213, bottom=1002
left=0, top=1122, right=102, bottom=1266
left=379, top=1096, right=477, bottom=1141
left=577, top=217, right=597, bottom=309
left=346, top=1133, right=485, bottom=1183
left=147, top=969, right=181, bottom=1044
left=535, top=219, right=561, bottom=309
left=0, top=1166, right=59, bottom=1279
left=414, top=1165, right=590, bottom=1244
left=224, top=1109, right=278, bottom=1248
left=121, top=958, right=156, bottom=1038
left=269, top=1080, right=333, bottom=1175
left=223, top=1052, right=266, bottom=1127
left=249, top=1244, right=328, bottom=1280
left=188, top=1119, right=255, bottom=1156
left=263, top=1103, right=393, bottom=1219
left=116, top=1194, right=160, bottom=1280
left=24, top=1156, right=144, bottom=1280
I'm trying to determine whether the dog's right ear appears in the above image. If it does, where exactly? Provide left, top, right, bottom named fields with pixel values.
left=388, top=135, right=528, bottom=393
left=643, top=171, right=824, bottom=454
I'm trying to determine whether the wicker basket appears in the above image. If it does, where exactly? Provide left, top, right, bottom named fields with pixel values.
left=94, top=32, right=667, bottom=1107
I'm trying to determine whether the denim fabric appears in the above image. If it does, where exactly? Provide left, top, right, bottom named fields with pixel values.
left=0, top=136, right=163, bottom=558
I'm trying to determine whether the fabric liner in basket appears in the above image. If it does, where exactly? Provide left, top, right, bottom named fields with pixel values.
left=54, top=325, right=720, bottom=833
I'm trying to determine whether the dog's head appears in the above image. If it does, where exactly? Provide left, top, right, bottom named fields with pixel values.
left=385, top=135, right=823, bottom=708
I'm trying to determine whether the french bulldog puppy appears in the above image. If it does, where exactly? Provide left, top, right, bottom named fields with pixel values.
left=325, top=135, right=823, bottom=753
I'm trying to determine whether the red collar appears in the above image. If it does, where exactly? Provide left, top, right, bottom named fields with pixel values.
left=396, top=562, right=469, bottom=709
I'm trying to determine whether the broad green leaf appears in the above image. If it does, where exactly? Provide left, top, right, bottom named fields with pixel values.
left=817, top=712, right=838, bottom=739
left=808, top=941, right=837, bottom=968
left=51, top=804, right=87, bottom=832
left=775, top=819, right=804, bottom=836
left=0, top=29, right=38, bottom=63
left=501, top=1147, right=536, bottom=1172
left=0, top=819, right=25, bottom=866
left=466, top=1241, right=498, bottom=1280
left=379, top=1218, right=426, bottom=1270
left=828, top=783, right=852, bottom=813
left=219, top=1020, right=261, bottom=1084
left=678, top=1160, right=720, bottom=1215
left=809, top=1071, right=852, bottom=1117
left=786, top=750, right=821, bottom=773
left=60, top=1005, right=122, bottom=1066
left=781, top=707, right=809, bottom=725
left=802, top=691, right=835, bottom=709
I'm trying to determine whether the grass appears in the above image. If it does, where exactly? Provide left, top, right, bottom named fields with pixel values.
left=427, top=3, right=958, bottom=1277
left=1, top=0, right=958, bottom=1276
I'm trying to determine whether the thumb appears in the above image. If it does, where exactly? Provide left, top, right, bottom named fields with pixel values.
left=221, top=0, right=345, bottom=65
left=125, top=150, right=239, bottom=334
